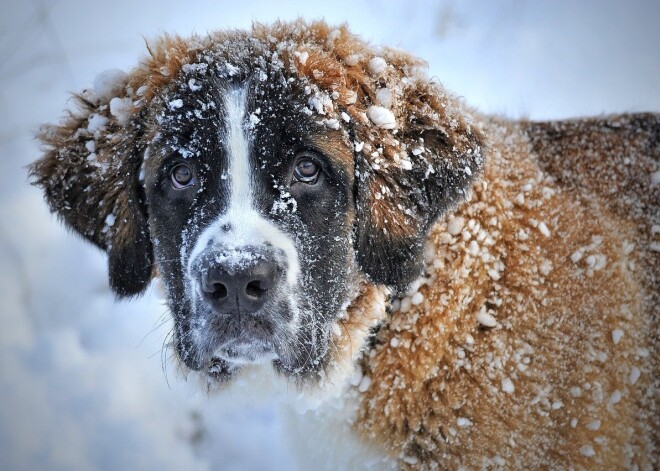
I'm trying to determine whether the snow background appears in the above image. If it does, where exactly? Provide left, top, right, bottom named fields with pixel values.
left=1, top=1, right=658, bottom=470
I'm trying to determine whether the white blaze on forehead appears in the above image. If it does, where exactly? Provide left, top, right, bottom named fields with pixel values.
left=225, top=87, right=251, bottom=215
left=186, top=85, right=300, bottom=286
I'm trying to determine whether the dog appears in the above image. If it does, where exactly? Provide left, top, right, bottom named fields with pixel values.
left=30, top=20, right=658, bottom=469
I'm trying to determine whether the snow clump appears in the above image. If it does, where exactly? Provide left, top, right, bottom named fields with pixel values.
left=457, top=417, right=473, bottom=427
left=344, top=54, right=359, bottom=66
left=368, top=57, right=387, bottom=76
left=87, top=114, right=109, bottom=133
left=501, top=377, right=515, bottom=394
left=375, top=88, right=393, bottom=108
left=168, top=99, right=184, bottom=110
left=93, top=69, right=128, bottom=101
left=109, top=97, right=133, bottom=125
left=476, top=310, right=497, bottom=328
left=366, top=106, right=396, bottom=129
left=580, top=446, right=596, bottom=457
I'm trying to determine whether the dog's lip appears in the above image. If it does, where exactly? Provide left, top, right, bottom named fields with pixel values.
left=210, top=337, right=277, bottom=365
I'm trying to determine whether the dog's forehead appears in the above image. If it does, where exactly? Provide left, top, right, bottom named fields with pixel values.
left=143, top=66, right=354, bottom=174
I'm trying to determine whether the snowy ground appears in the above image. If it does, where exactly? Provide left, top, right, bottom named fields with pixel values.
left=1, top=1, right=658, bottom=470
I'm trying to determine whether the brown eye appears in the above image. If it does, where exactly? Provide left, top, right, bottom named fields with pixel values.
left=171, top=164, right=194, bottom=189
left=293, top=158, right=320, bottom=184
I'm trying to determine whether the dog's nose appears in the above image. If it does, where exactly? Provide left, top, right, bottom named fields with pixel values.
left=199, top=252, right=277, bottom=314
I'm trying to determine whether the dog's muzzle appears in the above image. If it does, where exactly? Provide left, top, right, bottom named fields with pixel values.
left=183, top=244, right=292, bottom=368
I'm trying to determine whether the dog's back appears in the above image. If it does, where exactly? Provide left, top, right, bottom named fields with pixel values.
left=357, top=114, right=659, bottom=469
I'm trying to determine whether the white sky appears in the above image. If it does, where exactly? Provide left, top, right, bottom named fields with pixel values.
left=0, top=1, right=658, bottom=470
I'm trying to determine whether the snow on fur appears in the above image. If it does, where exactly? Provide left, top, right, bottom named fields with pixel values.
left=28, top=19, right=658, bottom=471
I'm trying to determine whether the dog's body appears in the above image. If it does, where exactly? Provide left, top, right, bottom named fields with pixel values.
left=31, top=21, right=658, bottom=469
left=356, top=115, right=659, bottom=469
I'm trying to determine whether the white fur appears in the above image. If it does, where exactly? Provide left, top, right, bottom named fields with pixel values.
left=195, top=363, right=396, bottom=470
left=186, top=85, right=300, bottom=287
left=283, top=394, right=397, bottom=471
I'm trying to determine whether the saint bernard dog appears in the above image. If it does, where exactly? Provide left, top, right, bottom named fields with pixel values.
left=31, top=20, right=658, bottom=470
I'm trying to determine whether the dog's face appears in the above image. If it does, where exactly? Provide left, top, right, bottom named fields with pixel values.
left=31, top=21, right=485, bottom=387
left=146, top=70, right=359, bottom=378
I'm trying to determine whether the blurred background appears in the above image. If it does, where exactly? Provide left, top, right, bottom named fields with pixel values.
left=1, top=1, right=658, bottom=470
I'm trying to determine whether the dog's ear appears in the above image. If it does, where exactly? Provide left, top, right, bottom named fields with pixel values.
left=351, top=74, right=485, bottom=292
left=30, top=81, right=153, bottom=297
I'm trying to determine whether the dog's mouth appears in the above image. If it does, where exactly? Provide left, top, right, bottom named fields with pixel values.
left=204, top=339, right=277, bottom=382
left=212, top=338, right=277, bottom=365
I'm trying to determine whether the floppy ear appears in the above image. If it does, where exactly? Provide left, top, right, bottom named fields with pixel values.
left=352, top=76, right=485, bottom=292
left=30, top=86, right=153, bottom=297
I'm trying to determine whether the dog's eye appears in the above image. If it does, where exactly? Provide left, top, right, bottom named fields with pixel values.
left=171, top=164, right=194, bottom=189
left=293, top=158, right=320, bottom=184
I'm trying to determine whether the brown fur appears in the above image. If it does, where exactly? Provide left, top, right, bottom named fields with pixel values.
left=358, top=116, right=658, bottom=468
left=30, top=19, right=658, bottom=469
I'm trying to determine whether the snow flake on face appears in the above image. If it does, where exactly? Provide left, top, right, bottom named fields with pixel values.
left=586, top=419, right=601, bottom=431
left=223, top=63, right=240, bottom=77
left=188, top=78, right=202, bottom=91
left=181, top=62, right=209, bottom=75
left=212, top=248, right=266, bottom=269
left=609, top=390, right=622, bottom=405
left=343, top=54, right=359, bottom=66
left=539, top=259, right=552, bottom=276
left=585, top=254, right=607, bottom=271
left=168, top=99, right=184, bottom=110
left=398, top=159, right=412, bottom=171
left=447, top=216, right=465, bottom=236
left=410, top=292, right=424, bottom=305
left=271, top=185, right=298, bottom=215
left=487, top=268, right=501, bottom=281
left=249, top=108, right=261, bottom=129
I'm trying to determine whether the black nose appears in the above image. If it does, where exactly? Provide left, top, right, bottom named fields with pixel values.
left=199, top=251, right=277, bottom=314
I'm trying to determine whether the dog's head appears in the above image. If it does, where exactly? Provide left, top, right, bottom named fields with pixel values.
left=31, top=21, right=484, bottom=387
